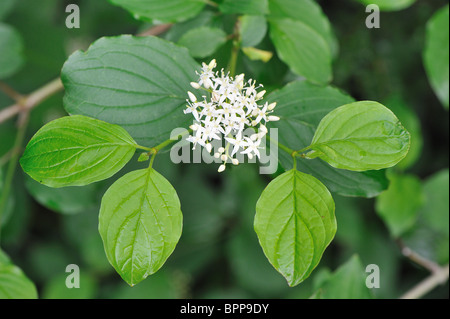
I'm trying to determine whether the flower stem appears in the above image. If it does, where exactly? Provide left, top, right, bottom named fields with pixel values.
left=136, top=129, right=191, bottom=164
left=229, top=44, right=239, bottom=77
left=266, top=134, right=296, bottom=155
left=227, top=18, right=241, bottom=77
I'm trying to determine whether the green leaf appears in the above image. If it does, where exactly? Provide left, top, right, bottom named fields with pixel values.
left=25, top=177, right=103, bottom=215
left=99, top=168, right=183, bottom=286
left=375, top=172, right=424, bottom=237
left=384, top=95, right=423, bottom=170
left=309, top=101, right=410, bottom=171
left=242, top=47, right=273, bottom=62
left=62, top=35, right=199, bottom=147
left=219, top=0, right=269, bottom=16
left=268, top=0, right=338, bottom=57
left=356, top=0, right=416, bottom=11
left=423, top=5, right=449, bottom=109
left=42, top=272, right=97, bottom=299
left=239, top=15, right=267, bottom=48
left=0, top=23, right=24, bottom=79
left=109, top=270, right=178, bottom=299
left=178, top=26, right=227, bottom=58
left=419, top=169, right=449, bottom=237
left=138, top=152, right=150, bottom=162
left=20, top=115, right=137, bottom=188
left=108, top=0, right=206, bottom=23
left=314, top=255, right=373, bottom=299
left=0, top=0, right=16, bottom=20
left=266, top=81, right=389, bottom=197
left=403, top=170, right=449, bottom=265
left=269, top=18, right=332, bottom=85
left=254, top=170, right=336, bottom=287
left=0, top=252, right=38, bottom=299
left=165, top=10, right=218, bottom=43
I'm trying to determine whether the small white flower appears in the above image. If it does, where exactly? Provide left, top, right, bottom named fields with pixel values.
left=184, top=59, right=279, bottom=172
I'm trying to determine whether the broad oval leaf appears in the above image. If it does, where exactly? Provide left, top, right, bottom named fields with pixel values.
left=0, top=23, right=24, bottom=79
left=384, top=95, right=423, bottom=170
left=0, top=251, right=38, bottom=299
left=266, top=81, right=389, bottom=197
left=423, top=5, right=449, bottom=109
left=178, top=26, right=227, bottom=58
left=239, top=15, right=267, bottom=48
left=403, top=169, right=449, bottom=265
left=268, top=0, right=338, bottom=57
left=62, top=35, right=199, bottom=147
left=269, top=18, right=332, bottom=85
left=108, top=0, right=205, bottom=23
left=20, top=115, right=137, bottom=188
left=25, top=177, right=103, bottom=215
left=99, top=168, right=183, bottom=286
left=313, top=255, right=373, bottom=299
left=375, top=172, right=424, bottom=237
left=309, top=101, right=410, bottom=171
left=254, top=169, right=336, bottom=287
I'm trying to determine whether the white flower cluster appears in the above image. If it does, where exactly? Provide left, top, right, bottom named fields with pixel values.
left=184, top=59, right=279, bottom=172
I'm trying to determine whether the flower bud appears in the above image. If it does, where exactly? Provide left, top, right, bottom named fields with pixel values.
left=268, top=102, right=277, bottom=111
left=208, top=59, right=217, bottom=69
left=256, top=90, right=266, bottom=99
left=190, top=82, right=201, bottom=89
left=268, top=115, right=280, bottom=121
left=218, top=164, right=226, bottom=172
left=187, top=91, right=197, bottom=103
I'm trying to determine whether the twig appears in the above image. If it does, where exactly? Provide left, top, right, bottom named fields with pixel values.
left=137, top=23, right=172, bottom=37
left=0, top=111, right=29, bottom=242
left=0, top=78, right=63, bottom=124
left=397, top=239, right=449, bottom=299
left=0, top=82, right=23, bottom=101
left=400, top=264, right=449, bottom=299
left=400, top=245, right=441, bottom=274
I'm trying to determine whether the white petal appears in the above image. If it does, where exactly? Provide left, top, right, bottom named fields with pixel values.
left=188, top=91, right=197, bottom=102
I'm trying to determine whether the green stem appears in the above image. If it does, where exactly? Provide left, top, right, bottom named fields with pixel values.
left=227, top=18, right=241, bottom=77
left=296, top=145, right=312, bottom=155
left=292, top=153, right=298, bottom=170
left=266, top=134, right=296, bottom=155
left=136, top=129, right=191, bottom=162
left=149, top=151, right=157, bottom=169
left=135, top=145, right=153, bottom=152
left=0, top=112, right=29, bottom=243
left=155, top=129, right=191, bottom=153
left=228, top=44, right=239, bottom=77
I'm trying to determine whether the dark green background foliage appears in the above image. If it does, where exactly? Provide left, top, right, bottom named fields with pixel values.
left=0, top=0, right=448, bottom=299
